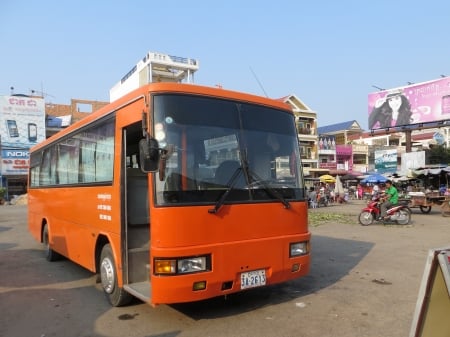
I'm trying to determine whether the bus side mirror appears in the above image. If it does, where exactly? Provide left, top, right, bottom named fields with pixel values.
left=139, top=138, right=160, bottom=172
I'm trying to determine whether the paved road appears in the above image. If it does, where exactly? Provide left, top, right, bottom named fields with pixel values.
left=1, top=202, right=449, bottom=337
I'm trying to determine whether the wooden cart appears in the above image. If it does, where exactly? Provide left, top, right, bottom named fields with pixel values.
left=442, top=198, right=450, bottom=217
left=401, top=191, right=449, bottom=215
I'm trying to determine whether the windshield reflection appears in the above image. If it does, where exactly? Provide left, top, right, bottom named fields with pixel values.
left=152, top=93, right=305, bottom=206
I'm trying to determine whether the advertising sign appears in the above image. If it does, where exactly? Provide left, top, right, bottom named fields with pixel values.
left=401, top=151, right=426, bottom=173
left=433, top=132, right=445, bottom=145
left=0, top=95, right=45, bottom=176
left=0, top=95, right=46, bottom=148
left=374, top=148, right=397, bottom=174
left=368, top=77, right=450, bottom=130
left=1, top=149, right=29, bottom=175
left=409, top=248, right=450, bottom=337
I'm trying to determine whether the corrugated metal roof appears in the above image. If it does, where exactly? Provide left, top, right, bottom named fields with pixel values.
left=411, top=132, right=435, bottom=140
left=317, top=120, right=362, bottom=135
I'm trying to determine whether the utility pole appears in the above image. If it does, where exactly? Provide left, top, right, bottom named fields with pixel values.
left=405, top=129, right=412, bottom=152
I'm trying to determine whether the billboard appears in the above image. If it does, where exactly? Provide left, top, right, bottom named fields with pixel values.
left=401, top=151, right=426, bottom=173
left=0, top=95, right=45, bottom=176
left=0, top=95, right=46, bottom=148
left=368, top=77, right=450, bottom=130
left=1, top=149, right=29, bottom=175
left=374, top=148, right=397, bottom=174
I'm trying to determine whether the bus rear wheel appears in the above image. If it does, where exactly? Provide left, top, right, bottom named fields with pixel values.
left=43, top=224, right=61, bottom=262
left=100, top=244, right=132, bottom=307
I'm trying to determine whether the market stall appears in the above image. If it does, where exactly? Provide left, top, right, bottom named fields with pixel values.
left=399, top=166, right=450, bottom=216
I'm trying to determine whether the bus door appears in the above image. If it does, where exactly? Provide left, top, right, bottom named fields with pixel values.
left=122, top=125, right=151, bottom=300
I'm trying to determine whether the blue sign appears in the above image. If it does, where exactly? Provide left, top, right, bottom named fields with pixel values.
left=433, top=132, right=445, bottom=145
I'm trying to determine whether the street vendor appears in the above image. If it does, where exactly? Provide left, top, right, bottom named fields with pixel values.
left=380, top=180, right=399, bottom=220
left=372, top=183, right=380, bottom=197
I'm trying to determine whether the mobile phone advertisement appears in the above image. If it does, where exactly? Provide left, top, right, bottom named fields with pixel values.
left=0, top=95, right=45, bottom=175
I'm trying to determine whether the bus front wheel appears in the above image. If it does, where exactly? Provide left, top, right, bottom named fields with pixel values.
left=43, top=224, right=61, bottom=262
left=100, top=244, right=132, bottom=307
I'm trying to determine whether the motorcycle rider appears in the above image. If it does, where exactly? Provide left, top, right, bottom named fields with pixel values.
left=380, top=180, right=399, bottom=220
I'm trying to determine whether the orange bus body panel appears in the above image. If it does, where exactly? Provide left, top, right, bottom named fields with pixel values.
left=28, top=185, right=121, bottom=272
left=150, top=202, right=310, bottom=304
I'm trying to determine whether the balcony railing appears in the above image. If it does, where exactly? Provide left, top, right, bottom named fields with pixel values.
left=297, top=127, right=313, bottom=135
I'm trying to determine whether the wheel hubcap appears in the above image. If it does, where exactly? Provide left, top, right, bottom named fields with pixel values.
left=101, top=257, right=115, bottom=293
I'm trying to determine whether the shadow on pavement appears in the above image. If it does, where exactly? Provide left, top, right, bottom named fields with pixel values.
left=0, top=247, right=92, bottom=288
left=171, top=234, right=373, bottom=320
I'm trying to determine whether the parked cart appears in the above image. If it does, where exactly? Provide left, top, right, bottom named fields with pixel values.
left=400, top=191, right=449, bottom=215
left=441, top=198, right=450, bottom=217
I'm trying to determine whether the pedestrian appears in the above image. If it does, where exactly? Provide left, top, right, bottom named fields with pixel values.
left=372, top=183, right=380, bottom=198
left=308, top=187, right=317, bottom=208
left=357, top=184, right=363, bottom=200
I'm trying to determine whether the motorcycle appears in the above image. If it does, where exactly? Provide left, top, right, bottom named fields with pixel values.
left=317, top=193, right=330, bottom=207
left=358, top=195, right=411, bottom=225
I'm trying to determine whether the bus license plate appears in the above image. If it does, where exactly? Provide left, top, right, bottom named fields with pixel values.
left=240, top=269, right=266, bottom=289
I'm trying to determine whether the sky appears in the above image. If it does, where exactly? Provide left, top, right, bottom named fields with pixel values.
left=1, top=0, right=450, bottom=131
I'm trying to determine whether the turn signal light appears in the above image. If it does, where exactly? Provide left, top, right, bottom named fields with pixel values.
left=154, top=259, right=176, bottom=274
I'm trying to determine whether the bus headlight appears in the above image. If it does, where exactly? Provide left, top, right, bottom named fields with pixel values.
left=290, top=241, right=309, bottom=257
left=154, top=255, right=211, bottom=275
left=178, top=257, right=207, bottom=274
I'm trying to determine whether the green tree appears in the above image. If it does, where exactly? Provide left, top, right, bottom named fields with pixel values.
left=427, top=144, right=450, bottom=165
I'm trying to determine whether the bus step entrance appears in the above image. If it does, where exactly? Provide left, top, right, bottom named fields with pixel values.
left=124, top=281, right=151, bottom=303
left=128, top=248, right=150, bottom=283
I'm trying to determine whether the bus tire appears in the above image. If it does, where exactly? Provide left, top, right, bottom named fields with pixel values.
left=43, top=223, right=61, bottom=262
left=100, top=244, right=133, bottom=307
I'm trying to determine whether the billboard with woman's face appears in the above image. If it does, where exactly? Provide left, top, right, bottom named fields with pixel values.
left=368, top=77, right=450, bottom=130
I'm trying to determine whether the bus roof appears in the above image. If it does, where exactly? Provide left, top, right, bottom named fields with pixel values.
left=31, top=82, right=292, bottom=153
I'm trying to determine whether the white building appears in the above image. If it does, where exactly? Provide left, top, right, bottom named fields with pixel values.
left=110, top=51, right=199, bottom=102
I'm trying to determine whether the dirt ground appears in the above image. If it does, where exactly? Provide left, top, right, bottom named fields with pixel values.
left=308, top=199, right=450, bottom=336
left=1, top=200, right=450, bottom=337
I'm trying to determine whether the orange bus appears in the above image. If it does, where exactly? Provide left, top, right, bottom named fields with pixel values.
left=28, top=82, right=311, bottom=306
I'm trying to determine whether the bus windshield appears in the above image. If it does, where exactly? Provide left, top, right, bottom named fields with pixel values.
left=153, top=93, right=305, bottom=206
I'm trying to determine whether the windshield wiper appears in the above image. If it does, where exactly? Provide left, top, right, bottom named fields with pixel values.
left=208, top=167, right=244, bottom=214
left=246, top=171, right=291, bottom=209
left=208, top=167, right=291, bottom=214
left=240, top=148, right=290, bottom=209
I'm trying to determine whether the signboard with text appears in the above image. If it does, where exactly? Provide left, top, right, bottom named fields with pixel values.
left=1, top=149, right=29, bottom=175
left=374, top=148, right=397, bottom=174
left=0, top=95, right=45, bottom=175
left=0, top=95, right=46, bottom=148
left=401, top=151, right=426, bottom=173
